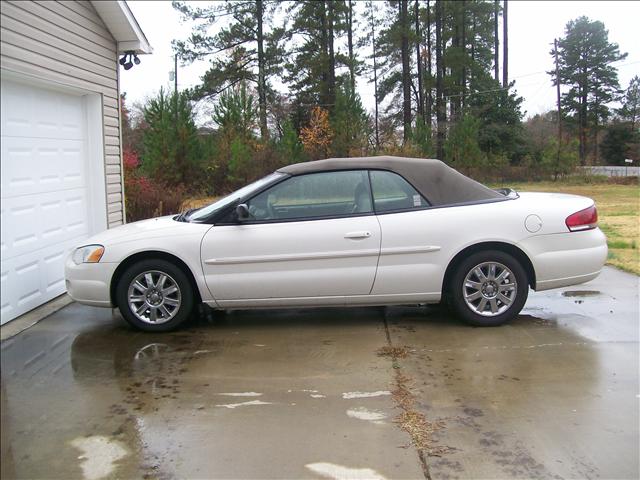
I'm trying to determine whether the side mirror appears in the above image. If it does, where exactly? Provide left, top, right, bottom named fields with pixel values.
left=236, top=203, right=250, bottom=222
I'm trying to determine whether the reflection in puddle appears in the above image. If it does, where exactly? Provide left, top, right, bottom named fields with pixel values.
left=306, top=462, right=388, bottom=480
left=69, top=435, right=128, bottom=480
left=215, top=399, right=274, bottom=409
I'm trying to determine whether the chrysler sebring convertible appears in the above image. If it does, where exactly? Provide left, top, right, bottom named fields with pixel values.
left=65, top=156, right=607, bottom=331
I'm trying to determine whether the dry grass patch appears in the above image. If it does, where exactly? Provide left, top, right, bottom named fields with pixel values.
left=391, top=370, right=453, bottom=456
left=377, top=345, right=410, bottom=359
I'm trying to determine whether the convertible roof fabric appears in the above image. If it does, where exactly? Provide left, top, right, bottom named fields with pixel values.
left=277, top=156, right=503, bottom=206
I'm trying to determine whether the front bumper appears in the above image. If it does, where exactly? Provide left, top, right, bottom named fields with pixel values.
left=519, top=228, right=608, bottom=291
left=64, top=256, right=118, bottom=307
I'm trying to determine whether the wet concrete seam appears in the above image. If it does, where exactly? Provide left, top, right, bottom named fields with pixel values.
left=381, top=314, right=432, bottom=480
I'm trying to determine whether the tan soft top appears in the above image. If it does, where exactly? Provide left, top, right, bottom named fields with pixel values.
left=277, top=156, right=502, bottom=206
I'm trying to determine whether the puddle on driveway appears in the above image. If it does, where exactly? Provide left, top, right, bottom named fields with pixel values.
left=561, top=290, right=602, bottom=297
left=1, top=304, right=422, bottom=479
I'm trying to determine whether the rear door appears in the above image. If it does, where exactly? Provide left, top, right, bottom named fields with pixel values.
left=200, top=170, right=381, bottom=304
left=367, top=170, right=444, bottom=297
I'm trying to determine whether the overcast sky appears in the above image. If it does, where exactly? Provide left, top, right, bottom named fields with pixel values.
left=122, top=1, right=640, bottom=123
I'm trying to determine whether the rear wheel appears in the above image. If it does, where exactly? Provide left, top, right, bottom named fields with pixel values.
left=115, top=259, right=194, bottom=332
left=449, top=250, right=528, bottom=327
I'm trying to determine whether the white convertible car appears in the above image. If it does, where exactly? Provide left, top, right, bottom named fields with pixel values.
left=65, top=156, right=607, bottom=331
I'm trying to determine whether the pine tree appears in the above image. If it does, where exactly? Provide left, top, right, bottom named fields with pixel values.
left=618, top=75, right=639, bottom=130
left=444, top=114, right=485, bottom=167
left=551, top=16, right=627, bottom=164
left=285, top=1, right=349, bottom=113
left=172, top=1, right=284, bottom=140
left=141, top=88, right=200, bottom=186
left=331, top=84, right=370, bottom=157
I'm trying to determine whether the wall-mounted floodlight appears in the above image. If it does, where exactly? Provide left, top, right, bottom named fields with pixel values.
left=118, top=51, right=140, bottom=70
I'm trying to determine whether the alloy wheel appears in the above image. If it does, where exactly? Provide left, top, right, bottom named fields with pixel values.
left=127, top=270, right=182, bottom=324
left=462, top=261, right=517, bottom=317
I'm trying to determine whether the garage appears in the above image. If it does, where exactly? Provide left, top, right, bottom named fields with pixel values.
left=0, top=0, right=152, bottom=325
left=0, top=79, right=106, bottom=324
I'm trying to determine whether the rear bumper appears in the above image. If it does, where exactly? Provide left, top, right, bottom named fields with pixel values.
left=64, top=256, right=117, bottom=307
left=519, top=228, right=608, bottom=291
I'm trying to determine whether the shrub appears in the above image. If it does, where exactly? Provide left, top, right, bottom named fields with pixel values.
left=123, top=148, right=187, bottom=222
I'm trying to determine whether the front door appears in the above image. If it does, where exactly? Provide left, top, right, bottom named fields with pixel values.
left=200, top=170, right=381, bottom=305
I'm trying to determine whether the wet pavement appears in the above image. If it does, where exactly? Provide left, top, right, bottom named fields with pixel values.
left=1, top=266, right=638, bottom=479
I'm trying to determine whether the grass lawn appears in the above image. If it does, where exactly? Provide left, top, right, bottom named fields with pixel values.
left=184, top=180, right=639, bottom=276
left=498, top=181, right=639, bottom=275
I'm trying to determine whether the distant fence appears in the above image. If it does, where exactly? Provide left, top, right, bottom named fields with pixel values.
left=457, top=165, right=639, bottom=184
left=580, top=166, right=640, bottom=177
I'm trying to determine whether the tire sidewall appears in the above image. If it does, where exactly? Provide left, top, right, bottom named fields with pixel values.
left=450, top=250, right=528, bottom=327
left=115, top=259, right=194, bottom=332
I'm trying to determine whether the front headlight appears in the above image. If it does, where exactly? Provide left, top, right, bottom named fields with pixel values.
left=72, top=245, right=105, bottom=264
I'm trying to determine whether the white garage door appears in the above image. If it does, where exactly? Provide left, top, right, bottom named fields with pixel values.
left=1, top=79, right=98, bottom=324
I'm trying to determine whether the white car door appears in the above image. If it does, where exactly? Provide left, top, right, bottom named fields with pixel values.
left=367, top=170, right=444, bottom=300
left=200, top=170, right=381, bottom=305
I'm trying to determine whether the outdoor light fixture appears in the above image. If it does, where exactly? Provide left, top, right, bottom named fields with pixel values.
left=118, top=51, right=140, bottom=70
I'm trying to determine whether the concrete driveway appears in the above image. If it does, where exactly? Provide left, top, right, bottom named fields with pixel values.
left=1, top=266, right=638, bottom=479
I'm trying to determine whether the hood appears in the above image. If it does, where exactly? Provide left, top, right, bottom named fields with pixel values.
left=78, top=216, right=211, bottom=248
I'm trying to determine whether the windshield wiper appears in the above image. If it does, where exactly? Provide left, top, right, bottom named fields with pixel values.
left=175, top=208, right=197, bottom=222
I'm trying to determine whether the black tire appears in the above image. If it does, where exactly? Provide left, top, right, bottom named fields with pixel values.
left=115, top=259, right=195, bottom=332
left=449, top=250, right=528, bottom=327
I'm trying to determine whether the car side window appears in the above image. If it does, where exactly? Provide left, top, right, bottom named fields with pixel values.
left=246, top=170, right=373, bottom=221
left=370, top=170, right=429, bottom=213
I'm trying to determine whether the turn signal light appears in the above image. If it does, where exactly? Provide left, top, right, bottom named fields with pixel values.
left=566, top=205, right=598, bottom=232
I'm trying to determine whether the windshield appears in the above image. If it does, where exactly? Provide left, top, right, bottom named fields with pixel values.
left=187, top=172, right=286, bottom=222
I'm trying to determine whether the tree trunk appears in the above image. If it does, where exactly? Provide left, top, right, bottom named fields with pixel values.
left=256, top=0, right=268, bottom=139
left=461, top=0, right=466, bottom=110
left=580, top=79, right=588, bottom=165
left=452, top=3, right=460, bottom=121
left=471, top=10, right=475, bottom=88
left=426, top=0, right=432, bottom=127
left=348, top=0, right=355, bottom=90
left=435, top=0, right=445, bottom=159
left=493, top=0, right=499, bottom=83
left=370, top=2, right=380, bottom=149
left=328, top=0, right=336, bottom=109
left=415, top=0, right=424, bottom=123
left=319, top=2, right=329, bottom=108
left=502, top=0, right=508, bottom=87
left=594, top=92, right=600, bottom=164
left=401, top=0, right=412, bottom=142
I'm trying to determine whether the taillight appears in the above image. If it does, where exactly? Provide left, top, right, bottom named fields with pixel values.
left=565, top=205, right=598, bottom=232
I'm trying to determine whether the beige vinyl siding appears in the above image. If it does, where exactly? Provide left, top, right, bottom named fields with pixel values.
left=0, top=0, right=124, bottom=227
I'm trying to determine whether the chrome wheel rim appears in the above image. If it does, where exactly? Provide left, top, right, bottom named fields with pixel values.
left=462, top=262, right=517, bottom=317
left=127, top=270, right=181, bottom=325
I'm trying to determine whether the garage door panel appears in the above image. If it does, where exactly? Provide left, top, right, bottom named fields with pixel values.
left=0, top=81, right=84, bottom=140
left=1, top=188, right=89, bottom=260
left=1, top=78, right=97, bottom=325
left=0, top=239, right=78, bottom=321
left=1, top=137, right=86, bottom=198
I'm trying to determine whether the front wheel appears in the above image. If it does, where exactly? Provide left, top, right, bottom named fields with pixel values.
left=449, top=250, right=528, bottom=327
left=115, top=259, right=194, bottom=332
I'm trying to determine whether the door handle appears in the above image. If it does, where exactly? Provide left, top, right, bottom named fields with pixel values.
left=344, top=231, right=372, bottom=239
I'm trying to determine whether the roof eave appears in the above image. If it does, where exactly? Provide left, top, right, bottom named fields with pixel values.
left=91, top=0, right=153, bottom=54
